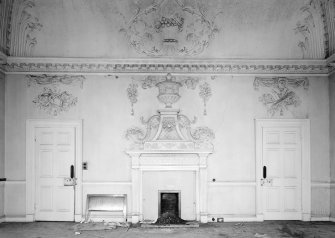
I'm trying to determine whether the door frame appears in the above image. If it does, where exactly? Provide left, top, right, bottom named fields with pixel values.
left=26, top=119, right=83, bottom=222
left=255, top=119, right=311, bottom=221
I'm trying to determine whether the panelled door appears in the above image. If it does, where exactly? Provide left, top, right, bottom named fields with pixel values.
left=261, top=126, right=302, bottom=220
left=34, top=126, right=76, bottom=221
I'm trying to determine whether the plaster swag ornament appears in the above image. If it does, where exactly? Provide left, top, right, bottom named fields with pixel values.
left=116, top=0, right=223, bottom=56
left=127, top=83, right=139, bottom=115
left=26, top=74, right=85, bottom=88
left=142, top=74, right=200, bottom=90
left=254, top=77, right=309, bottom=117
left=33, top=87, right=78, bottom=116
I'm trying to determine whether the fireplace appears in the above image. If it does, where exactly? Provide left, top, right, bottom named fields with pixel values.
left=125, top=76, right=214, bottom=223
left=159, top=191, right=180, bottom=217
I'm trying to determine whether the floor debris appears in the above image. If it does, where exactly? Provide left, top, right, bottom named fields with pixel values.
left=1, top=221, right=335, bottom=238
left=254, top=233, right=271, bottom=238
left=73, top=221, right=129, bottom=232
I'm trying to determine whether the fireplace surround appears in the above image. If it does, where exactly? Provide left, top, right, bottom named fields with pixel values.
left=125, top=74, right=214, bottom=223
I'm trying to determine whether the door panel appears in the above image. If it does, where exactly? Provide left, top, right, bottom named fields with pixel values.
left=35, top=127, right=75, bottom=221
left=262, top=127, right=302, bottom=220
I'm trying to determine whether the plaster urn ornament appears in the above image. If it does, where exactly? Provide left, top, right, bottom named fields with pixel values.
left=155, top=73, right=182, bottom=108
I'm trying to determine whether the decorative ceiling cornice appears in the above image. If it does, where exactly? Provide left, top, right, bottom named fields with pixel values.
left=0, top=57, right=331, bottom=76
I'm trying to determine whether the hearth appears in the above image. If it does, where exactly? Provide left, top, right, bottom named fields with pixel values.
left=159, top=192, right=180, bottom=217
left=156, top=191, right=186, bottom=225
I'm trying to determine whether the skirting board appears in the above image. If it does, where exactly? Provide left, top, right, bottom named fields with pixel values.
left=207, top=215, right=263, bottom=222
left=5, top=216, right=28, bottom=222
left=0, top=216, right=5, bottom=223
left=311, top=217, right=330, bottom=222
left=330, top=217, right=335, bottom=222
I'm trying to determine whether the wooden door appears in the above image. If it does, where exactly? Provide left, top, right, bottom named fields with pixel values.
left=261, top=126, right=302, bottom=220
left=34, top=127, right=75, bottom=221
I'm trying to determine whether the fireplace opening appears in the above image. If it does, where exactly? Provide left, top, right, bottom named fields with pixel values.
left=156, top=191, right=186, bottom=225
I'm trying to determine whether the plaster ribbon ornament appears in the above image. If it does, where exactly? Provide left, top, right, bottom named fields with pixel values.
left=127, top=83, right=139, bottom=115
left=254, top=77, right=309, bottom=117
left=142, top=74, right=200, bottom=90
left=26, top=74, right=85, bottom=88
left=117, top=0, right=223, bottom=56
left=32, top=87, right=78, bottom=116
left=199, top=82, right=212, bottom=115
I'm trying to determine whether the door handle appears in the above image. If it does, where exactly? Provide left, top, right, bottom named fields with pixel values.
left=64, top=165, right=76, bottom=186
left=70, top=165, right=74, bottom=179
left=263, top=166, right=267, bottom=179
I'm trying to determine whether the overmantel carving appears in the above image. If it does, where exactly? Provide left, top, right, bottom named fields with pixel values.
left=125, top=108, right=215, bottom=152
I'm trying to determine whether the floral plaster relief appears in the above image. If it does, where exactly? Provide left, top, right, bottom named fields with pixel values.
left=32, top=87, right=78, bottom=116
left=127, top=82, right=139, bottom=116
left=116, top=0, right=223, bottom=56
left=27, top=74, right=84, bottom=116
left=254, top=77, right=309, bottom=117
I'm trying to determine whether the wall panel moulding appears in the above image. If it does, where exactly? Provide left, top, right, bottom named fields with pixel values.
left=0, top=57, right=330, bottom=76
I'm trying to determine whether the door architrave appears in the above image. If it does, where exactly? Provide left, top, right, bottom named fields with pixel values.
left=255, top=119, right=311, bottom=221
left=26, top=119, right=83, bottom=222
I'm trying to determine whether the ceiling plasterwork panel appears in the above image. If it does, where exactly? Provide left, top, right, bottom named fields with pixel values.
left=116, top=0, right=223, bottom=56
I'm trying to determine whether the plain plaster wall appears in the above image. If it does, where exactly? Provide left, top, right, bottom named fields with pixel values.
left=28, top=0, right=312, bottom=59
left=330, top=73, right=335, bottom=219
left=0, top=72, right=5, bottom=219
left=4, top=74, right=330, bottom=220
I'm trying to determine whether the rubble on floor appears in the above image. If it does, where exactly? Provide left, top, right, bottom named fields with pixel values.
left=155, top=212, right=186, bottom=225
left=73, top=221, right=129, bottom=232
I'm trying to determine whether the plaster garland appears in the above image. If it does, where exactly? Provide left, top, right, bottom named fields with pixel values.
left=198, top=82, right=212, bottom=116
left=127, top=83, right=139, bottom=116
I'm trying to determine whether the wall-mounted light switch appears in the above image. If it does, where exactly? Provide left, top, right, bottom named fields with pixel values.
left=82, top=162, right=88, bottom=170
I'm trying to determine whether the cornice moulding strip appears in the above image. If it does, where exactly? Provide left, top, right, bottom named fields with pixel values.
left=326, top=53, right=335, bottom=64
left=1, top=57, right=329, bottom=75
